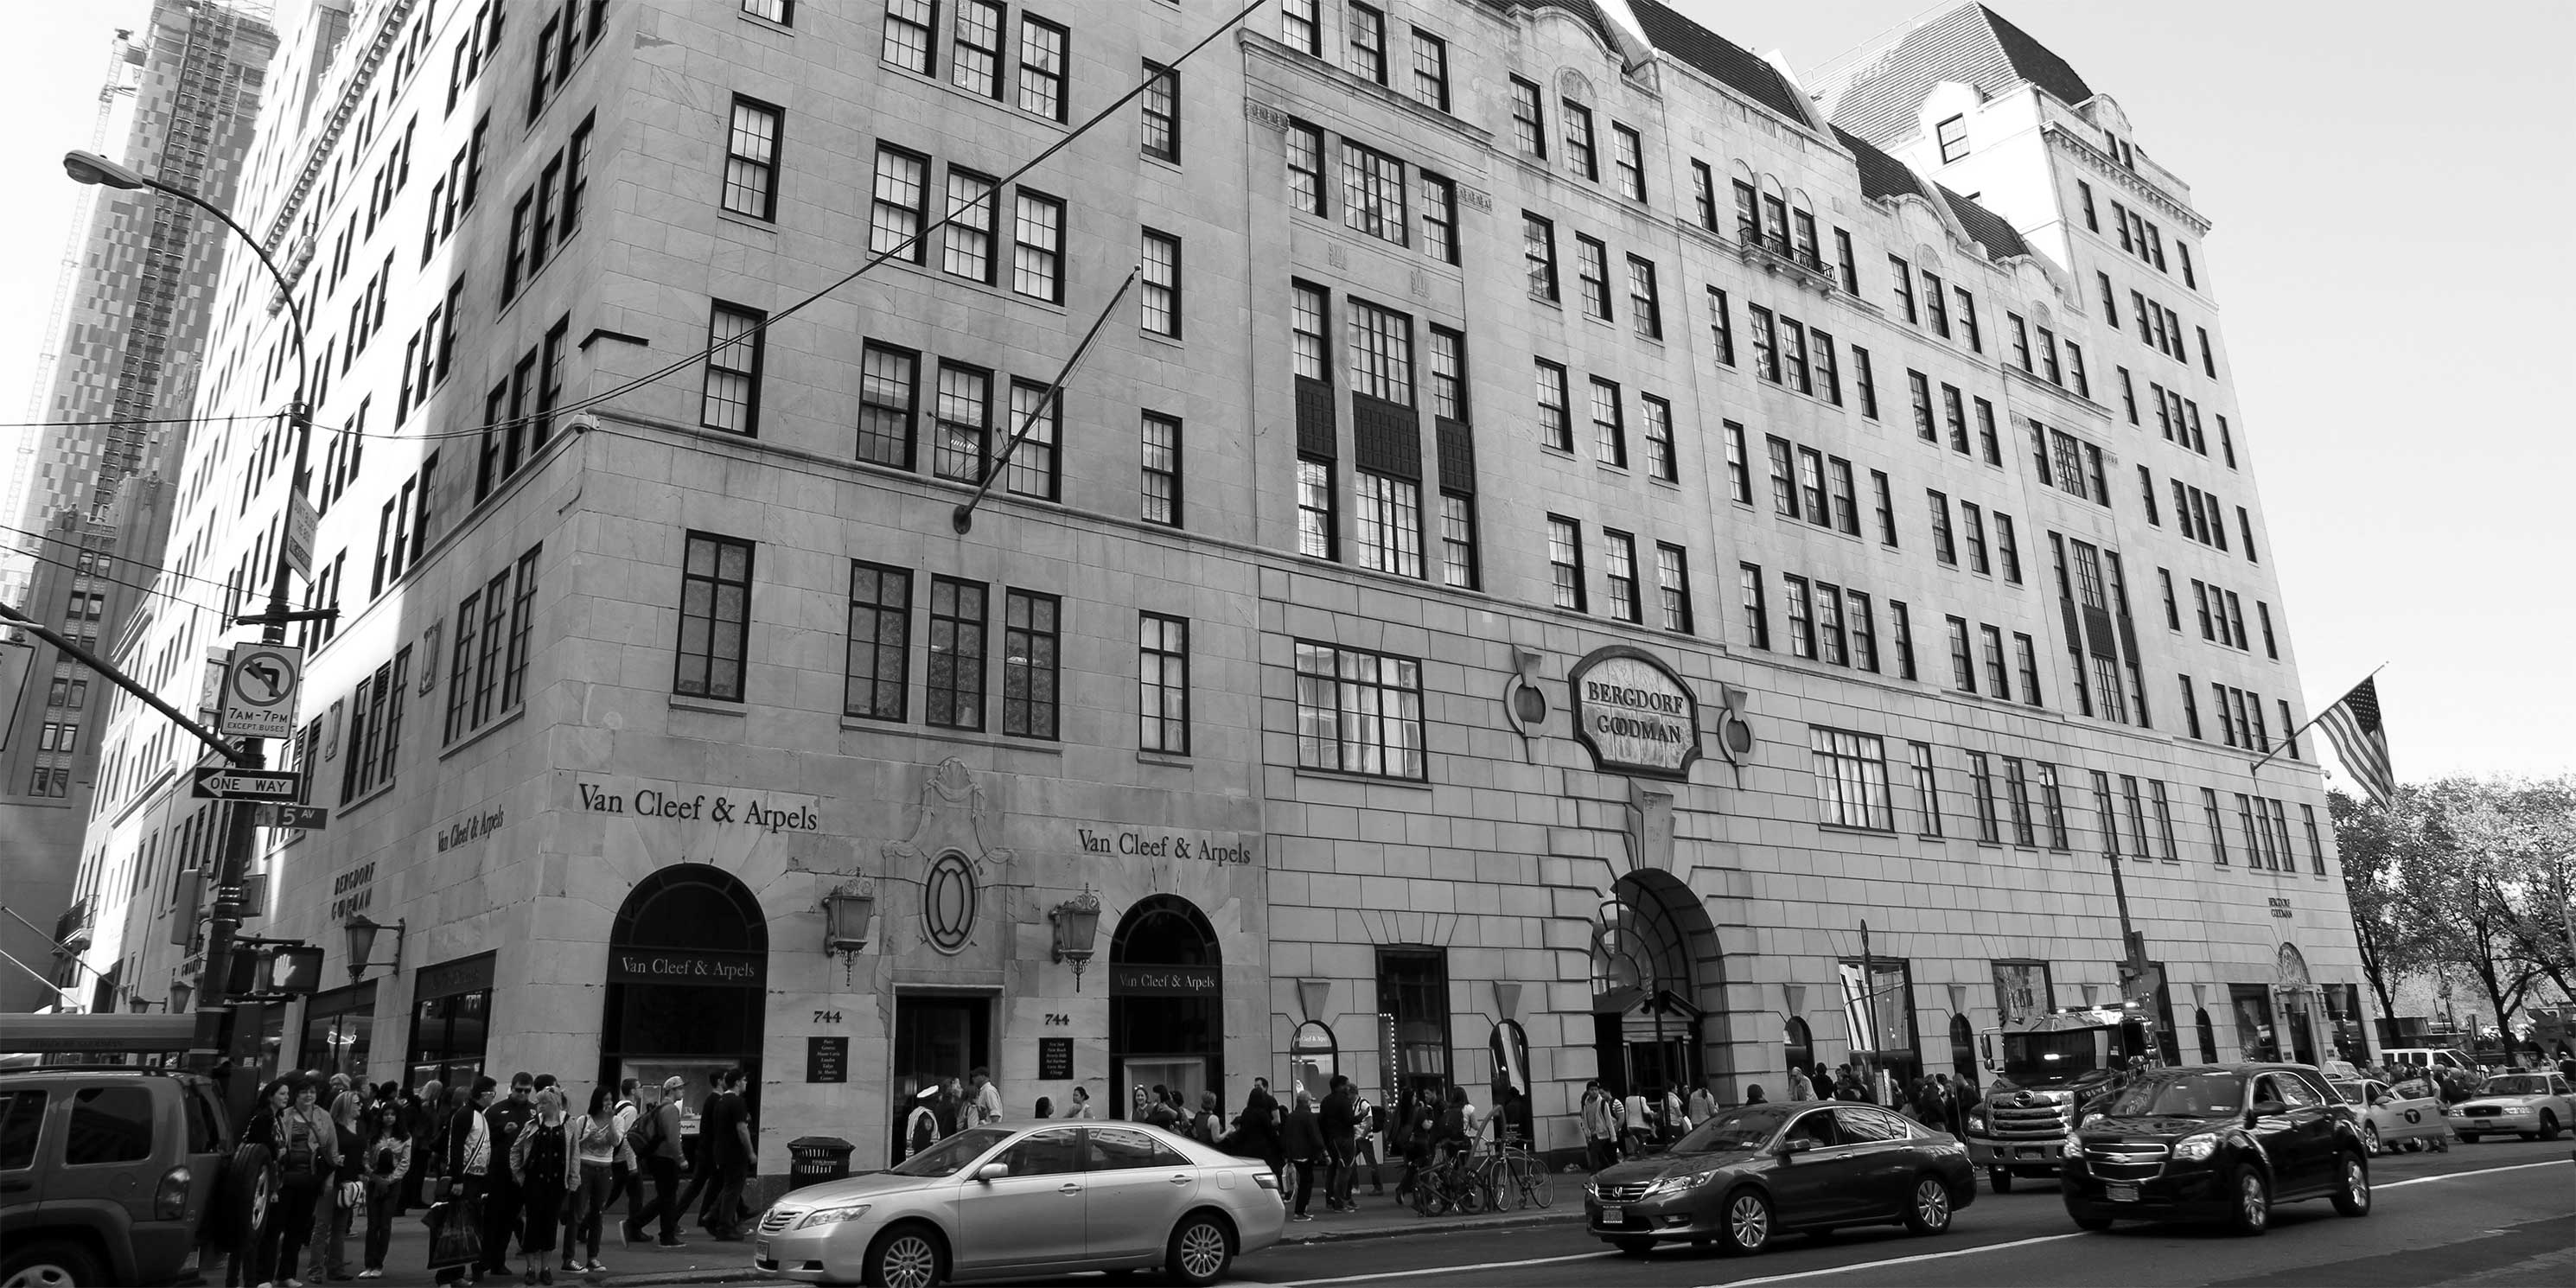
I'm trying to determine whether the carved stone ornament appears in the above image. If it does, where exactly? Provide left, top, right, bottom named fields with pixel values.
left=882, top=758, right=1017, bottom=876
left=1557, top=68, right=1595, bottom=103
left=1243, top=97, right=1290, bottom=131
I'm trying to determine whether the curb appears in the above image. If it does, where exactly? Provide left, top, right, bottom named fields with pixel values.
left=1283, top=1208, right=1587, bottom=1244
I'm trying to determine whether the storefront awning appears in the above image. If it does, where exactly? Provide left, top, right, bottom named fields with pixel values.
left=0, top=1011, right=201, bottom=1055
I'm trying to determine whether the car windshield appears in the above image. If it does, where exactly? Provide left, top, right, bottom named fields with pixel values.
left=1672, top=1106, right=1790, bottom=1153
left=2328, top=1081, right=2364, bottom=1105
left=2483, top=1075, right=2547, bottom=1096
left=1999, top=1029, right=2107, bottom=1085
left=2101, top=1071, right=2244, bottom=1119
left=887, top=1127, right=1010, bottom=1177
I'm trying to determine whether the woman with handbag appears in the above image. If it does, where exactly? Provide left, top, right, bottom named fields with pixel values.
left=563, top=1087, right=630, bottom=1274
left=357, top=1099, right=411, bottom=1278
left=310, top=1091, right=366, bottom=1282
left=260, top=1076, right=338, bottom=1288
left=509, top=1089, right=577, bottom=1285
left=435, top=1078, right=496, bottom=1286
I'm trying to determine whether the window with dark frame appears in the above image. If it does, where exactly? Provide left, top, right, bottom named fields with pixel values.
left=1141, top=411, right=1182, bottom=526
left=1604, top=529, right=1641, bottom=623
left=700, top=303, right=766, bottom=436
left=1017, top=18, right=1068, bottom=121
left=721, top=96, right=781, bottom=220
left=1140, top=228, right=1182, bottom=336
left=883, top=0, right=936, bottom=75
left=1140, top=613, right=1190, bottom=755
left=1346, top=3, right=1388, bottom=83
left=953, top=2, right=1005, bottom=99
left=1141, top=61, right=1179, bottom=163
left=926, top=576, right=990, bottom=730
left=1294, top=641, right=1426, bottom=779
left=1411, top=29, right=1450, bottom=111
left=1001, top=590, right=1061, bottom=739
left=1546, top=515, right=1586, bottom=611
left=675, top=532, right=755, bottom=702
left=845, top=561, right=910, bottom=722
left=870, top=144, right=929, bottom=261
left=856, top=341, right=920, bottom=469
left=1509, top=76, right=1545, bottom=156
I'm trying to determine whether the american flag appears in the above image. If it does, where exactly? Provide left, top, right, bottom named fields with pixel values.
left=2316, top=676, right=2394, bottom=807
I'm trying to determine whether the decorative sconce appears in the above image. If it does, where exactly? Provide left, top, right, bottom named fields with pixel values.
left=1049, top=887, right=1104, bottom=990
left=822, top=883, right=877, bottom=956
left=343, top=915, right=407, bottom=982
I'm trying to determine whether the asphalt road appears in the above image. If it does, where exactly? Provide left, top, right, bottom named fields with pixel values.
left=1213, top=1136, right=2575, bottom=1288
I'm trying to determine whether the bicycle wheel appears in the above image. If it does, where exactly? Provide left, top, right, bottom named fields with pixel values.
left=1411, top=1174, right=1448, bottom=1217
left=1517, top=1155, right=1555, bottom=1208
left=1453, top=1172, right=1486, bottom=1215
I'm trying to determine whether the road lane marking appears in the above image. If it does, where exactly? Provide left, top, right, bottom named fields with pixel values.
left=1272, top=1158, right=2570, bottom=1288
left=1276, top=1251, right=1616, bottom=1285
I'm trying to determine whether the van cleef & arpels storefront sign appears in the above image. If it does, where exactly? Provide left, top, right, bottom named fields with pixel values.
left=1566, top=646, right=1703, bottom=780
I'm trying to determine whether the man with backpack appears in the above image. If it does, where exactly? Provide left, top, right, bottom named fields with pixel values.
left=623, top=1075, right=689, bottom=1248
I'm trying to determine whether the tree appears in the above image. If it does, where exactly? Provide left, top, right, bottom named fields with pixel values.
left=2417, top=776, right=2570, bottom=1033
left=2331, top=788, right=2444, bottom=1019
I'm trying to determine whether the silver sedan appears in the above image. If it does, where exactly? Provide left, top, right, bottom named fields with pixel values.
left=749, top=1122, right=1285, bottom=1288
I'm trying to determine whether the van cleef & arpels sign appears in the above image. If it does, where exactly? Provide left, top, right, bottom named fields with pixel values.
left=1565, top=646, right=1703, bottom=780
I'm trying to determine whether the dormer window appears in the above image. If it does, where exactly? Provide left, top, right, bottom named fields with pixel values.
left=1935, top=114, right=1968, bottom=163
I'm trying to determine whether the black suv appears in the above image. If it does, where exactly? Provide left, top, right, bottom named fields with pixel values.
left=2063, top=1063, right=2371, bottom=1235
left=0, top=1068, right=233, bottom=1285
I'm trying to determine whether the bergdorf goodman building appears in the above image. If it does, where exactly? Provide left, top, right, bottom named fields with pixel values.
left=63, top=0, right=2370, bottom=1171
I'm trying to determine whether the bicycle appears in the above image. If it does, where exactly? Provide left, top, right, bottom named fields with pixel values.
left=1406, top=1146, right=1485, bottom=1217
left=1468, top=1138, right=1554, bottom=1210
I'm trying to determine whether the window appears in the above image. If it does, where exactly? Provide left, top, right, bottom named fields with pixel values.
left=1724, top=423, right=1751, bottom=504
left=1929, top=491, right=1956, bottom=565
left=870, top=145, right=929, bottom=261
left=1706, top=287, right=1736, bottom=365
left=1017, top=18, right=1068, bottom=121
left=1910, top=743, right=1942, bottom=837
left=1345, top=4, right=1387, bottom=84
left=1281, top=0, right=1321, bottom=54
left=2014, top=634, right=2042, bottom=706
left=1848, top=590, right=1878, bottom=671
left=1588, top=378, right=1625, bottom=466
left=933, top=361, right=992, bottom=482
left=883, top=0, right=936, bottom=75
left=1796, top=448, right=1828, bottom=526
left=1810, top=728, right=1895, bottom=831
left=1341, top=141, right=1408, bottom=245
left=339, top=650, right=410, bottom=803
left=927, top=576, right=990, bottom=729
left=1411, top=29, right=1450, bottom=111
left=1353, top=472, right=1423, bottom=578
left=1815, top=581, right=1846, bottom=665
left=1692, top=161, right=1718, bottom=231
left=1922, top=271, right=1950, bottom=337
left=1871, top=471, right=1897, bottom=545
left=722, top=97, right=781, bottom=220
left=1141, top=412, right=1182, bottom=526
left=1297, top=457, right=1336, bottom=558
left=942, top=169, right=998, bottom=283
left=953, top=2, right=1005, bottom=98
left=1346, top=299, right=1412, bottom=405
left=1546, top=517, right=1585, bottom=611
left=1944, top=385, right=1970, bottom=455
left=856, top=341, right=920, bottom=469
left=1813, top=330, right=1841, bottom=404
left=1994, top=513, right=2021, bottom=582
left=845, top=562, right=910, bottom=722
left=1600, top=530, right=1641, bottom=622
left=1967, top=751, right=2000, bottom=842
left=2203, top=787, right=2228, bottom=865
left=701, top=303, right=766, bottom=436
left=1141, top=62, right=1179, bottom=162
left=1508, top=76, right=1546, bottom=156
left=2091, top=770, right=2119, bottom=858
left=1640, top=395, right=1676, bottom=482
left=1139, top=613, right=1189, bottom=755
left=1562, top=101, right=1597, bottom=180
left=1853, top=347, right=1878, bottom=418
left=1738, top=564, right=1770, bottom=649
left=1378, top=947, right=1452, bottom=1095
left=1522, top=213, right=1559, bottom=302
left=1140, top=229, right=1182, bottom=336
left=1935, top=114, right=1967, bottom=162
left=2003, top=757, right=2035, bottom=845
left=1833, top=228, right=1858, bottom=292
left=1286, top=121, right=1326, bottom=215
left=1426, top=326, right=1466, bottom=419
left=1004, top=379, right=1060, bottom=500
left=1438, top=491, right=1477, bottom=589
left=1946, top=615, right=1974, bottom=692
left=2302, top=804, right=2324, bottom=874
left=1909, top=370, right=1935, bottom=441
left=1627, top=256, right=1662, bottom=338
left=1420, top=172, right=1457, bottom=265
left=675, top=532, right=755, bottom=701
left=1764, top=436, right=1795, bottom=515
left=1783, top=576, right=1814, bottom=659
left=1891, top=255, right=1916, bottom=322
left=1655, top=543, right=1692, bottom=633
left=2037, top=764, right=2070, bottom=849
left=1980, top=624, right=2008, bottom=698
left=1294, top=641, right=1425, bottom=779
left=1748, top=305, right=1779, bottom=381
left=1000, top=590, right=1060, bottom=739
left=1534, top=360, right=1571, bottom=451
left=1961, top=502, right=1990, bottom=574
left=1954, top=288, right=1981, bottom=353
left=1575, top=236, right=1611, bottom=319
left=1611, top=124, right=1645, bottom=201
left=64, top=1085, right=155, bottom=1165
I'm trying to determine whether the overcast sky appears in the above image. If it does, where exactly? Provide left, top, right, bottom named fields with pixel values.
left=1, top=0, right=2566, bottom=784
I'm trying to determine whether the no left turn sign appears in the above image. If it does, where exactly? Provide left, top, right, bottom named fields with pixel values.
left=218, top=643, right=303, bottom=739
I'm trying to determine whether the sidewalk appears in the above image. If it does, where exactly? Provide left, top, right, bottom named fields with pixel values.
left=1275, top=1192, right=1586, bottom=1244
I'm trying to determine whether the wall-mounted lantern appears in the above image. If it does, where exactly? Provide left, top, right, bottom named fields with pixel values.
left=1049, top=888, right=1104, bottom=990
left=823, top=883, right=877, bottom=956
left=343, top=915, right=406, bottom=982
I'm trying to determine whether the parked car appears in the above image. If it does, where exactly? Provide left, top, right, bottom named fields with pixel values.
left=2328, top=1077, right=2452, bottom=1155
left=2446, top=1071, right=2575, bottom=1142
left=2063, top=1064, right=2369, bottom=1235
left=1584, top=1102, right=1974, bottom=1257
left=748, top=1122, right=1283, bottom=1288
left=2380, top=1048, right=2477, bottom=1077
left=0, top=1068, right=233, bottom=1287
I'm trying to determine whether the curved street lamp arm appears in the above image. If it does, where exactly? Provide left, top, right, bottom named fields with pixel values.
left=143, top=175, right=311, bottom=410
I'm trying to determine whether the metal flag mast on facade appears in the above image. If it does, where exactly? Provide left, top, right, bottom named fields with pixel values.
left=2250, top=664, right=2393, bottom=804
left=951, top=266, right=1141, bottom=534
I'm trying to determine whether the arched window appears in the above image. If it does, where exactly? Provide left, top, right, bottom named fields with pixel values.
left=1949, top=1014, right=1978, bottom=1082
left=1784, top=1016, right=1814, bottom=1075
left=601, top=864, right=769, bottom=1119
left=2194, top=1008, right=2218, bottom=1064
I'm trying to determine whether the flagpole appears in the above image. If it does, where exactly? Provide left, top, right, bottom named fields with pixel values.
left=2248, top=660, right=2388, bottom=775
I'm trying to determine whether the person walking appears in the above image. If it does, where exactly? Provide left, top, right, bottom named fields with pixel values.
left=265, top=1077, right=337, bottom=1288
left=565, top=1087, right=627, bottom=1273
left=1744, top=1084, right=1769, bottom=1104
left=1579, top=1081, right=1616, bottom=1171
left=409, top=1081, right=446, bottom=1216
left=1687, top=1077, right=1720, bottom=1127
left=626, top=1076, right=689, bottom=1248
left=894, top=1083, right=940, bottom=1162
left=1064, top=1085, right=1095, bottom=1119
left=224, top=1077, right=289, bottom=1288
left=1236, top=1079, right=1284, bottom=1187
left=479, top=1074, right=538, bottom=1282
left=1319, top=1076, right=1359, bottom=1211
left=1281, top=1088, right=1325, bottom=1222
left=608, top=1080, right=641, bottom=1244
left=1786, top=1065, right=1814, bottom=1102
left=305, top=1090, right=364, bottom=1283
left=433, top=1079, right=494, bottom=1287
left=700, top=1069, right=754, bottom=1241
left=1350, top=1094, right=1385, bottom=1196
left=509, top=1088, right=575, bottom=1285
left=358, top=1098, right=411, bottom=1279
left=1618, top=1085, right=1650, bottom=1159
left=968, top=1067, right=1003, bottom=1126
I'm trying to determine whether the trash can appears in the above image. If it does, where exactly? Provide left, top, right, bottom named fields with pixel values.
left=787, top=1136, right=856, bottom=1191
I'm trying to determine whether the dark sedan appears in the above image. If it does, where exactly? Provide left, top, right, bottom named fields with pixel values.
left=1584, top=1102, right=1975, bottom=1256
left=2063, top=1064, right=2371, bottom=1234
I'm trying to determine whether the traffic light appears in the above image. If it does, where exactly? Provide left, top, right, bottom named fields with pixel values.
left=265, top=945, right=324, bottom=995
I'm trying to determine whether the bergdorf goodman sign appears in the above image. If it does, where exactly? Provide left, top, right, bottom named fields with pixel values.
left=1566, top=647, right=1702, bottom=780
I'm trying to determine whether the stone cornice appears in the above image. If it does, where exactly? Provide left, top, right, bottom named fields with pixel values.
left=2046, top=125, right=2209, bottom=236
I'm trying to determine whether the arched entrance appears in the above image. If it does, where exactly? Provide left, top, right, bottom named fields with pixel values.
left=1108, top=895, right=1221, bottom=1119
left=2194, top=1008, right=2218, bottom=1063
left=2273, top=944, right=2319, bottom=1065
left=1948, top=1015, right=1977, bottom=1082
left=599, top=864, right=768, bottom=1133
left=1591, top=871, right=1726, bottom=1100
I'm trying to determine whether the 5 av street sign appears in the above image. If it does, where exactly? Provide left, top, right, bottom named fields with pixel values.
left=192, top=767, right=303, bottom=801
left=253, top=803, right=329, bottom=831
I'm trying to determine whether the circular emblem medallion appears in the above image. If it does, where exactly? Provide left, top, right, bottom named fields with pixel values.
left=923, top=853, right=977, bottom=953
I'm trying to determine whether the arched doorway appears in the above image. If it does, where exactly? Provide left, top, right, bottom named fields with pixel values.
left=1109, top=895, right=1221, bottom=1119
left=599, top=864, right=769, bottom=1141
left=1783, top=1017, right=1814, bottom=1085
left=2273, top=944, right=2319, bottom=1066
left=1948, top=1015, right=1977, bottom=1082
left=1591, top=872, right=1725, bottom=1101
left=2194, top=1008, right=2218, bottom=1063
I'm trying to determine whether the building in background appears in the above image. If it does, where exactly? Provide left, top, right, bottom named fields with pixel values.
left=0, top=0, right=275, bottom=1015
left=66, top=0, right=2363, bottom=1178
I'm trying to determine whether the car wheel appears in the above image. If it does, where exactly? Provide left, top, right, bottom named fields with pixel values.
left=2225, top=1165, right=2270, bottom=1237
left=2331, top=1152, right=2371, bottom=1217
left=2360, top=1123, right=2382, bottom=1156
left=1718, top=1187, right=1773, bottom=1256
left=2541, top=1112, right=2562, bottom=1141
left=1614, top=1238, right=1656, bottom=1259
left=1165, top=1211, right=1234, bottom=1288
left=2432, top=1134, right=2452, bottom=1153
left=1, top=1240, right=104, bottom=1288
left=1903, top=1174, right=1954, bottom=1235
left=1988, top=1167, right=2015, bottom=1195
left=863, top=1223, right=944, bottom=1288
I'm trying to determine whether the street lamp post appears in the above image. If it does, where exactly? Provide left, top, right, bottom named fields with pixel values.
left=64, top=150, right=316, bottom=1069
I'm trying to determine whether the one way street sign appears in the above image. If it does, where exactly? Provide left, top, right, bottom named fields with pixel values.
left=192, top=768, right=303, bottom=801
